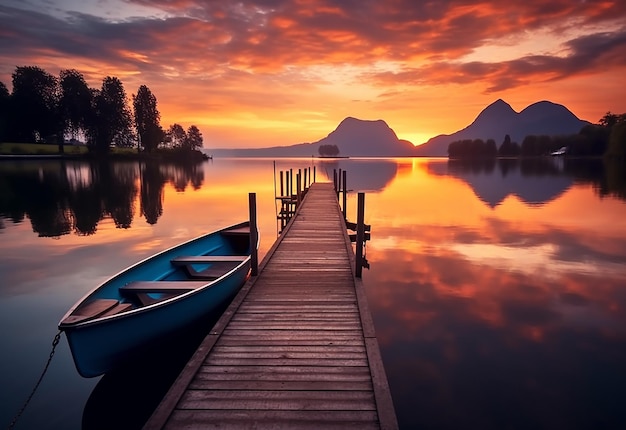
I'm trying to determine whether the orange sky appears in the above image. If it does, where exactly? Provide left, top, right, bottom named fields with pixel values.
left=1, top=0, right=625, bottom=148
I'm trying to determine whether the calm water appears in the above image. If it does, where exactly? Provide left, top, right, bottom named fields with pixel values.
left=1, top=157, right=626, bottom=429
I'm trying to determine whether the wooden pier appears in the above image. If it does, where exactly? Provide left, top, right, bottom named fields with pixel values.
left=143, top=182, right=398, bottom=429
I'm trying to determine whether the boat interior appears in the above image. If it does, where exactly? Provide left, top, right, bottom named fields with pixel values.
left=60, top=225, right=252, bottom=326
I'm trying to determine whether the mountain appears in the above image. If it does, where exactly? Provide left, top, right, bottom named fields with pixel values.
left=414, top=99, right=591, bottom=157
left=210, top=117, right=416, bottom=157
left=209, top=100, right=591, bottom=158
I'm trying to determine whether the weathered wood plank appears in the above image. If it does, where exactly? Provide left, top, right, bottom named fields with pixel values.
left=165, top=410, right=380, bottom=430
left=196, top=365, right=372, bottom=379
left=189, top=380, right=373, bottom=391
left=204, top=357, right=369, bottom=367
left=177, top=389, right=377, bottom=411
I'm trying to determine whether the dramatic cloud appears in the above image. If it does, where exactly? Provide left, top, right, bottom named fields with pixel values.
left=0, top=0, right=624, bottom=146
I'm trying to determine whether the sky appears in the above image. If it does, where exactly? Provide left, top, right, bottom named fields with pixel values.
left=1, top=0, right=625, bottom=149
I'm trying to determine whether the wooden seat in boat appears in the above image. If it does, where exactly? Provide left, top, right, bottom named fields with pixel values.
left=220, top=226, right=250, bottom=236
left=119, top=280, right=209, bottom=293
left=60, top=299, right=134, bottom=325
left=171, top=256, right=246, bottom=280
left=119, top=281, right=210, bottom=306
left=170, top=255, right=248, bottom=264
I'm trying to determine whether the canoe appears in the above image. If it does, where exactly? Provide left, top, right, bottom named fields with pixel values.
left=58, top=221, right=257, bottom=378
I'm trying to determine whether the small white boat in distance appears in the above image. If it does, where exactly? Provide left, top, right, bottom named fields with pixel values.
left=551, top=146, right=567, bottom=156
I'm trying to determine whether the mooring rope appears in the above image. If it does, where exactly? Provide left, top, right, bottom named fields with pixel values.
left=7, top=330, right=62, bottom=430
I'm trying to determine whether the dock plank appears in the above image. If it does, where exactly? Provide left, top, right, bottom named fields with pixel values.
left=143, top=182, right=398, bottom=430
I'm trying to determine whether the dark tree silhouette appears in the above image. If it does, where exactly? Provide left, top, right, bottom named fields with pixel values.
left=87, top=77, right=133, bottom=153
left=166, top=123, right=186, bottom=148
left=10, top=66, right=59, bottom=143
left=318, top=144, right=339, bottom=157
left=59, top=69, right=93, bottom=144
left=606, top=114, right=626, bottom=158
left=0, top=81, right=9, bottom=142
left=133, top=85, right=163, bottom=153
left=185, top=125, right=203, bottom=150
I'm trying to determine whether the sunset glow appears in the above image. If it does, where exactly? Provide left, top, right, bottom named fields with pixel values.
left=1, top=0, right=625, bottom=148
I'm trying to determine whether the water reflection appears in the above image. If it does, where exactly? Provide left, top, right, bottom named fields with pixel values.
left=365, top=244, right=626, bottom=429
left=426, top=158, right=626, bottom=207
left=2, top=157, right=626, bottom=430
left=0, top=159, right=205, bottom=236
left=360, top=158, right=626, bottom=429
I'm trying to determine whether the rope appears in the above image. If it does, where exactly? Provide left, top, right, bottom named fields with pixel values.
left=7, top=331, right=62, bottom=430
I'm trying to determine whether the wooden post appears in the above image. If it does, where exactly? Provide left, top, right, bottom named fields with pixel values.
left=342, top=169, right=347, bottom=220
left=296, top=172, right=302, bottom=208
left=313, top=166, right=316, bottom=183
left=279, top=170, right=284, bottom=197
left=355, top=192, right=365, bottom=278
left=337, top=168, right=342, bottom=199
left=333, top=169, right=337, bottom=193
left=303, top=169, right=307, bottom=191
left=308, top=167, right=311, bottom=186
left=249, top=193, right=258, bottom=276
left=289, top=169, right=293, bottom=197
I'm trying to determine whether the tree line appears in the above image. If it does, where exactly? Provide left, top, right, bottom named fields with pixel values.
left=0, top=66, right=205, bottom=156
left=448, top=112, right=626, bottom=159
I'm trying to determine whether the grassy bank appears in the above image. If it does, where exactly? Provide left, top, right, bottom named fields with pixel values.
left=0, top=142, right=137, bottom=156
left=0, top=142, right=208, bottom=162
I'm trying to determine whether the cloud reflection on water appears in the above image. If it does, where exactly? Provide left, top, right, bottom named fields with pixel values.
left=361, top=159, right=626, bottom=429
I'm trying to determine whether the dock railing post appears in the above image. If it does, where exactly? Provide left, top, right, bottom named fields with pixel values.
left=333, top=169, right=337, bottom=193
left=337, top=168, right=342, bottom=199
left=313, top=166, right=316, bottom=183
left=342, top=170, right=347, bottom=220
left=296, top=172, right=302, bottom=208
left=249, top=192, right=258, bottom=276
left=355, top=192, right=365, bottom=278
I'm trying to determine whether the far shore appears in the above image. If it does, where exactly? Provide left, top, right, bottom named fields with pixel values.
left=0, top=142, right=209, bottom=162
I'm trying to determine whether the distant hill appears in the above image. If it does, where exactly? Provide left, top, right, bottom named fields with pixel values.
left=414, top=99, right=591, bottom=157
left=209, top=100, right=591, bottom=158
left=210, top=117, right=416, bottom=157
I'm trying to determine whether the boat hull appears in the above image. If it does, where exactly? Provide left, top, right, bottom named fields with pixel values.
left=59, top=222, right=254, bottom=377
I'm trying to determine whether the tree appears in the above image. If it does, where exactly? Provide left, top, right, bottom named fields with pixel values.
left=599, top=112, right=620, bottom=128
left=10, top=66, right=59, bottom=143
left=86, top=77, right=133, bottom=153
left=133, top=85, right=162, bottom=153
left=318, top=144, right=339, bottom=157
left=166, top=123, right=187, bottom=148
left=59, top=69, right=93, bottom=142
left=605, top=114, right=626, bottom=158
left=185, top=125, right=203, bottom=150
left=0, top=81, right=9, bottom=142
left=498, top=134, right=521, bottom=157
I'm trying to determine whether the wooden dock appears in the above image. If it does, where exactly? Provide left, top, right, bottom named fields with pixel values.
left=143, top=182, right=398, bottom=429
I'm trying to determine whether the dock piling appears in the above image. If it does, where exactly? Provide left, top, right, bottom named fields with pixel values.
left=342, top=169, right=347, bottom=220
left=248, top=192, right=258, bottom=276
left=355, top=192, right=365, bottom=278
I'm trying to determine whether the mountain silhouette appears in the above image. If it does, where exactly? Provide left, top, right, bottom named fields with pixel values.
left=210, top=117, right=415, bottom=157
left=209, top=100, right=591, bottom=157
left=414, top=99, right=591, bottom=156
left=426, top=158, right=574, bottom=207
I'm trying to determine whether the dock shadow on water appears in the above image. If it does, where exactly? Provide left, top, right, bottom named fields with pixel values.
left=81, top=300, right=229, bottom=430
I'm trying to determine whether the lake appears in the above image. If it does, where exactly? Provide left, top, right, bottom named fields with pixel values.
left=1, top=156, right=626, bottom=429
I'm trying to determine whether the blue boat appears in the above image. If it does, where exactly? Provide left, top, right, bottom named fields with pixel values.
left=58, top=221, right=257, bottom=378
